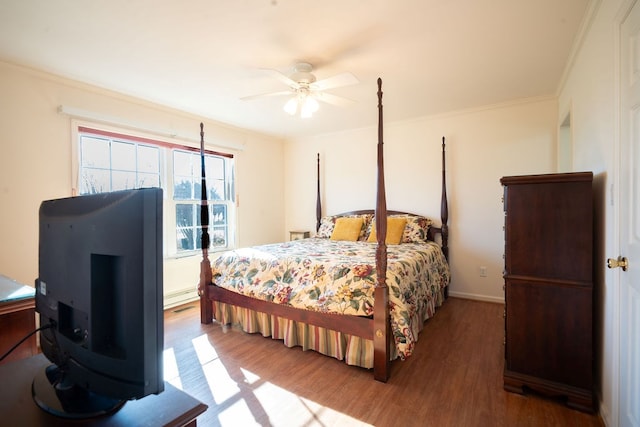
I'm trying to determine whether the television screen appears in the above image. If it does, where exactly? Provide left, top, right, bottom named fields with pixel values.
left=34, top=188, right=164, bottom=419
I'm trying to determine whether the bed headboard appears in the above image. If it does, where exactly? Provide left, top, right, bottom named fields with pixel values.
left=314, top=138, right=449, bottom=260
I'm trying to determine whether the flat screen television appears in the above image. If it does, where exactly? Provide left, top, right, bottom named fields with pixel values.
left=33, top=187, right=164, bottom=419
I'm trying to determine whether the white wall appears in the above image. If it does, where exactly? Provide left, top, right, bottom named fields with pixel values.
left=0, top=61, right=285, bottom=305
left=557, top=0, right=627, bottom=424
left=285, top=97, right=557, bottom=302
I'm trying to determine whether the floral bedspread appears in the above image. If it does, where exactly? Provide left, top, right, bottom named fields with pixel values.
left=210, top=238, right=450, bottom=359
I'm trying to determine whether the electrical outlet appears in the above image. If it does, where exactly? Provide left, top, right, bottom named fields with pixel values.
left=479, top=266, right=487, bottom=277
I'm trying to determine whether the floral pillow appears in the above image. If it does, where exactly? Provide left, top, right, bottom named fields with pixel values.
left=316, top=216, right=335, bottom=238
left=399, top=215, right=433, bottom=243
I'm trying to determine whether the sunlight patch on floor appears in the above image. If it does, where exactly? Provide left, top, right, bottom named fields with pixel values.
left=240, top=367, right=261, bottom=385
left=163, top=347, right=182, bottom=389
left=191, top=333, right=219, bottom=364
left=202, top=358, right=241, bottom=404
left=217, top=398, right=260, bottom=426
left=251, top=380, right=373, bottom=427
left=167, top=333, right=373, bottom=426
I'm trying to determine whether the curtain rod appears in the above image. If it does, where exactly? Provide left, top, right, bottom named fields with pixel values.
left=57, top=105, right=245, bottom=152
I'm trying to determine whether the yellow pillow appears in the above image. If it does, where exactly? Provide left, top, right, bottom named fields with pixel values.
left=367, top=217, right=407, bottom=245
left=330, top=217, right=364, bottom=241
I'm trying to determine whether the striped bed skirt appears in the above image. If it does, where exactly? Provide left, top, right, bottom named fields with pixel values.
left=210, top=287, right=445, bottom=369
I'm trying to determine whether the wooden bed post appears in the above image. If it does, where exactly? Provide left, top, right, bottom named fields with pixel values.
left=373, top=78, right=390, bottom=382
left=440, top=137, right=449, bottom=298
left=316, top=153, right=322, bottom=233
left=198, top=123, right=213, bottom=324
left=440, top=137, right=449, bottom=260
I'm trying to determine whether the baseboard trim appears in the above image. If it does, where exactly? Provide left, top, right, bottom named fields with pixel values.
left=447, top=290, right=504, bottom=304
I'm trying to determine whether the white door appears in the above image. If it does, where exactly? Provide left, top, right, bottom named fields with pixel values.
left=619, top=1, right=640, bottom=425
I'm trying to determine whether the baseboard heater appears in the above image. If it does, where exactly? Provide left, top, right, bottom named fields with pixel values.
left=163, top=288, right=199, bottom=310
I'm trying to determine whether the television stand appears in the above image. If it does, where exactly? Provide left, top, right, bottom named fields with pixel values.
left=0, top=354, right=207, bottom=426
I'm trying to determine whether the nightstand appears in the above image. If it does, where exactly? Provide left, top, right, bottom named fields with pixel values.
left=289, top=231, right=310, bottom=241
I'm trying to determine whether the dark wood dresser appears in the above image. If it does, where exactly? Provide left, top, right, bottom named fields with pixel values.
left=500, top=172, right=594, bottom=412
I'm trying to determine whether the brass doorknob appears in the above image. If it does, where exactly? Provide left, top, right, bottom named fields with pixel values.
left=607, top=256, right=628, bottom=271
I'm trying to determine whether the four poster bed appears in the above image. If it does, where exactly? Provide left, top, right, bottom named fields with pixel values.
left=197, top=79, right=450, bottom=381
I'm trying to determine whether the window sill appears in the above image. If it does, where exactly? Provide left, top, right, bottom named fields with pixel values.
left=167, top=247, right=234, bottom=260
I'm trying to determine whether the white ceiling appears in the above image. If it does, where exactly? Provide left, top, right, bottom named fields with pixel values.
left=0, top=0, right=590, bottom=139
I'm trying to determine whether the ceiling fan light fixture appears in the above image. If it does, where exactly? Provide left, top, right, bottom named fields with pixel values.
left=301, top=96, right=319, bottom=118
left=283, top=97, right=298, bottom=115
left=283, top=92, right=319, bottom=118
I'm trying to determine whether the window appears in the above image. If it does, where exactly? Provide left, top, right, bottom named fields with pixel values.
left=77, top=127, right=235, bottom=255
left=80, top=135, right=160, bottom=193
left=173, top=150, right=235, bottom=252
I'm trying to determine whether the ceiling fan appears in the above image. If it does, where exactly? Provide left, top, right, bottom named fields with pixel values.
left=242, top=62, right=359, bottom=118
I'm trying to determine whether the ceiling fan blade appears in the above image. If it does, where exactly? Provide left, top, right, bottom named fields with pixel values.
left=311, top=72, right=359, bottom=91
left=262, top=68, right=299, bottom=89
left=240, top=90, right=292, bottom=101
left=313, top=91, right=356, bottom=107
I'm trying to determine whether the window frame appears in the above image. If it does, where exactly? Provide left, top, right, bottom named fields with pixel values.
left=173, top=148, right=236, bottom=254
left=71, top=121, right=236, bottom=258
left=78, top=131, right=162, bottom=194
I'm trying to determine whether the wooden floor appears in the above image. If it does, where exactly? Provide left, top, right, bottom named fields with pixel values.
left=163, top=298, right=604, bottom=427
